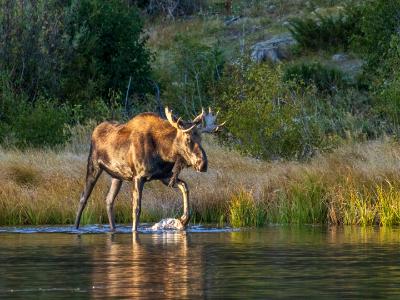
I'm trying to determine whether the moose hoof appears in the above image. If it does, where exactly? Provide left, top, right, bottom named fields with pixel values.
left=179, top=216, right=190, bottom=228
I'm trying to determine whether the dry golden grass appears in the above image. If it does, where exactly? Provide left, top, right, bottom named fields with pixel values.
left=2, top=135, right=400, bottom=226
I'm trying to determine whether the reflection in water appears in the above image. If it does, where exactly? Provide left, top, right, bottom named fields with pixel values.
left=91, top=232, right=204, bottom=299
left=1, top=226, right=400, bottom=299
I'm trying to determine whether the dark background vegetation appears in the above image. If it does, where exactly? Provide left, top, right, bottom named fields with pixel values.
left=1, top=0, right=400, bottom=159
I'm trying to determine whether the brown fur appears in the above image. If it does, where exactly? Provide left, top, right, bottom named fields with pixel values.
left=75, top=112, right=208, bottom=232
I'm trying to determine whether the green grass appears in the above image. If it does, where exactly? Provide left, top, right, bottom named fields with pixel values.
left=3, top=136, right=400, bottom=228
left=229, top=189, right=266, bottom=228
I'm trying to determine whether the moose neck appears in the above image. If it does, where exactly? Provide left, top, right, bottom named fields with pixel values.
left=152, top=124, right=180, bottom=162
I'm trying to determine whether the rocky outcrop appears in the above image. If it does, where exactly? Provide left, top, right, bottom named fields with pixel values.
left=251, top=33, right=297, bottom=63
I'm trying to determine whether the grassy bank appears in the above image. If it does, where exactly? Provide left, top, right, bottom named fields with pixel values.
left=1, top=137, right=400, bottom=227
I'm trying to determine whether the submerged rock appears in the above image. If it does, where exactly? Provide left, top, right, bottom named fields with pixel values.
left=151, top=218, right=184, bottom=231
left=251, top=33, right=297, bottom=63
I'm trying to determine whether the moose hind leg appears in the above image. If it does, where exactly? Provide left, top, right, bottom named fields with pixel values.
left=75, top=160, right=102, bottom=229
left=131, top=177, right=144, bottom=232
left=106, top=178, right=122, bottom=232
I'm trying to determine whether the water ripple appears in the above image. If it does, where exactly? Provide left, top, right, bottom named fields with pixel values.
left=0, top=224, right=236, bottom=234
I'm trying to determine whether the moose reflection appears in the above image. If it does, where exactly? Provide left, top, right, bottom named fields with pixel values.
left=75, top=107, right=224, bottom=231
left=90, top=233, right=205, bottom=299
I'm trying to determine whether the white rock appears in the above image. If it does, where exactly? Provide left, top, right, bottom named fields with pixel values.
left=151, top=218, right=184, bottom=231
left=267, top=5, right=276, bottom=13
left=332, top=53, right=349, bottom=62
left=251, top=33, right=297, bottom=63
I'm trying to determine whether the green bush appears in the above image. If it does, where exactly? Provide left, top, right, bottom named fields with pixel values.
left=159, top=34, right=224, bottom=118
left=353, top=0, right=400, bottom=73
left=141, top=0, right=206, bottom=17
left=289, top=8, right=361, bottom=51
left=0, top=72, right=93, bottom=148
left=12, top=100, right=71, bottom=148
left=283, top=62, right=348, bottom=94
left=63, top=0, right=152, bottom=104
left=0, top=0, right=152, bottom=114
left=218, top=60, right=325, bottom=159
left=321, top=89, right=380, bottom=140
left=373, top=36, right=400, bottom=131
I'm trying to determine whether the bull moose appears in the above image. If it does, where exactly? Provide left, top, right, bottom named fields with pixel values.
left=74, top=107, right=224, bottom=232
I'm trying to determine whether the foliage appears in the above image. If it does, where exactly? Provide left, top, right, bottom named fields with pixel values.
left=353, top=0, right=400, bottom=73
left=63, top=0, right=152, bottom=104
left=283, top=62, right=348, bottom=94
left=0, top=0, right=152, bottom=110
left=289, top=8, right=361, bottom=51
left=12, top=100, right=71, bottom=148
left=140, top=0, right=206, bottom=17
left=159, top=34, right=224, bottom=117
left=229, top=190, right=266, bottom=228
left=370, top=35, right=400, bottom=131
left=271, top=177, right=327, bottom=224
left=0, top=76, right=70, bottom=148
left=0, top=72, right=114, bottom=148
left=218, top=60, right=325, bottom=159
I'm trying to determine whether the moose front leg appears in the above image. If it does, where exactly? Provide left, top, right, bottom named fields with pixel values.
left=161, top=178, right=190, bottom=228
left=177, top=180, right=190, bottom=227
left=132, top=177, right=144, bottom=232
left=168, top=156, right=185, bottom=187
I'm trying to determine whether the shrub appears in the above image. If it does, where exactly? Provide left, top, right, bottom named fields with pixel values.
left=159, top=34, right=224, bottom=118
left=218, top=60, right=325, bottom=159
left=143, top=0, right=206, bottom=17
left=372, top=36, right=400, bottom=131
left=12, top=100, right=71, bottom=148
left=0, top=72, right=71, bottom=148
left=0, top=0, right=152, bottom=112
left=353, top=0, right=400, bottom=73
left=63, top=0, right=152, bottom=104
left=283, top=62, right=348, bottom=94
left=289, top=9, right=361, bottom=51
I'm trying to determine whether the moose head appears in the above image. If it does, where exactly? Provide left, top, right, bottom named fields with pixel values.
left=165, top=107, right=225, bottom=173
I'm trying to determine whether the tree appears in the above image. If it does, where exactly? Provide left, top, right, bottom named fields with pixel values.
left=62, top=0, right=152, bottom=104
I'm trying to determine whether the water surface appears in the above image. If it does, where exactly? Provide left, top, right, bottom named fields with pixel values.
left=1, top=225, right=400, bottom=299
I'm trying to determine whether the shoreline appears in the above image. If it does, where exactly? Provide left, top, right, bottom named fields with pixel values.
left=1, top=138, right=400, bottom=227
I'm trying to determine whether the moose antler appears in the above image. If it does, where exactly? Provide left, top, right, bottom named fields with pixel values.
left=165, top=107, right=196, bottom=133
left=200, top=107, right=226, bottom=133
left=192, top=107, right=205, bottom=124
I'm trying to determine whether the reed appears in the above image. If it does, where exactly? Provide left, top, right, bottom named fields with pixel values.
left=2, top=134, right=400, bottom=227
left=228, top=189, right=266, bottom=227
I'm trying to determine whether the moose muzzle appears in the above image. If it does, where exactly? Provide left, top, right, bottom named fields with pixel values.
left=194, top=147, right=208, bottom=172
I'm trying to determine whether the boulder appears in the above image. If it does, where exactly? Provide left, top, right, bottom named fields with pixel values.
left=251, top=33, right=297, bottom=63
left=331, top=53, right=349, bottom=62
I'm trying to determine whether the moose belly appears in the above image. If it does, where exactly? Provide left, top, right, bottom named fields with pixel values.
left=146, top=160, right=174, bottom=180
left=99, top=160, right=134, bottom=181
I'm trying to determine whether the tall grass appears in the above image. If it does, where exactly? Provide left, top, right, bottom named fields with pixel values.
left=2, top=133, right=400, bottom=228
left=229, top=189, right=266, bottom=227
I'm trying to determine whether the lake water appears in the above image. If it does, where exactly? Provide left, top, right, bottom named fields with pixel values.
left=1, top=225, right=400, bottom=299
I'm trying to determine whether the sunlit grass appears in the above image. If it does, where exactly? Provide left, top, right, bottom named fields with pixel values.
left=2, top=134, right=400, bottom=227
left=229, top=189, right=266, bottom=228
